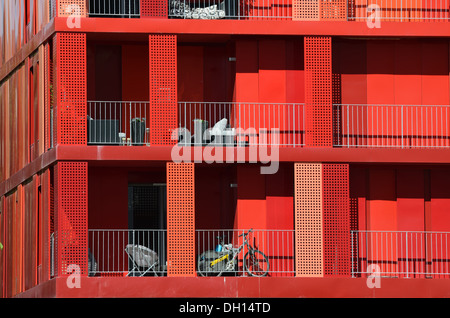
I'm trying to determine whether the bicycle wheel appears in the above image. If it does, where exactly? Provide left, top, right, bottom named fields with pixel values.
left=244, top=249, right=269, bottom=277
left=197, top=253, right=225, bottom=277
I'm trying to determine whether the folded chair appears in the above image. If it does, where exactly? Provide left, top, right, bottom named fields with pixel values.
left=125, top=244, right=159, bottom=277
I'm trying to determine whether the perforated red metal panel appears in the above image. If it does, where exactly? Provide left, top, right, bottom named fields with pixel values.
left=293, top=0, right=320, bottom=20
left=304, top=37, right=332, bottom=147
left=320, top=0, right=346, bottom=20
left=294, top=163, right=323, bottom=277
left=55, top=162, right=88, bottom=277
left=141, top=0, right=168, bottom=18
left=167, top=162, right=195, bottom=277
left=57, top=0, right=87, bottom=17
left=149, top=35, right=177, bottom=146
left=323, top=164, right=350, bottom=276
left=56, top=33, right=86, bottom=145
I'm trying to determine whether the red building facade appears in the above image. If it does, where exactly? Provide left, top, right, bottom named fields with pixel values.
left=1, top=0, right=450, bottom=298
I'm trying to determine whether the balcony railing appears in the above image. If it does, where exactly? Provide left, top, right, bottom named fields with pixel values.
left=86, top=229, right=294, bottom=276
left=196, top=229, right=295, bottom=276
left=178, top=102, right=306, bottom=147
left=351, top=230, right=450, bottom=278
left=88, top=229, right=168, bottom=276
left=348, top=0, right=450, bottom=22
left=88, top=0, right=140, bottom=17
left=169, top=0, right=292, bottom=19
left=333, top=104, right=450, bottom=148
left=87, top=101, right=150, bottom=145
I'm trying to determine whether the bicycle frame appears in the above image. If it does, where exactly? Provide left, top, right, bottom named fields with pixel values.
left=208, top=230, right=255, bottom=269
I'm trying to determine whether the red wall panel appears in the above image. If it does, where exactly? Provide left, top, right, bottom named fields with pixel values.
left=235, top=40, right=259, bottom=102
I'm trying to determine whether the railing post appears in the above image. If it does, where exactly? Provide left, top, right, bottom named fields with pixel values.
left=406, top=231, right=409, bottom=278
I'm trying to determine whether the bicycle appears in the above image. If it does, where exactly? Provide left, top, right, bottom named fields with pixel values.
left=197, top=229, right=269, bottom=277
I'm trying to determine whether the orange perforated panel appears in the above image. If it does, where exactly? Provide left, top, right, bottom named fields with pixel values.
left=295, top=163, right=323, bottom=277
left=323, top=164, right=350, bottom=276
left=149, top=35, right=177, bottom=146
left=57, top=0, right=87, bottom=17
left=167, top=162, right=195, bottom=277
left=305, top=37, right=332, bottom=147
left=141, top=0, right=168, bottom=18
left=56, top=33, right=86, bottom=145
left=320, top=0, right=346, bottom=20
left=55, top=162, right=88, bottom=277
left=293, top=0, right=320, bottom=20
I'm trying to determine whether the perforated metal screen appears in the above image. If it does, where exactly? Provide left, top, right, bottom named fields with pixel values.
left=305, top=36, right=332, bottom=147
left=141, top=0, right=168, bottom=18
left=57, top=0, right=87, bottom=17
left=56, top=33, right=87, bottom=145
left=55, top=162, right=88, bottom=277
left=167, top=163, right=195, bottom=277
left=293, top=0, right=320, bottom=20
left=149, top=35, right=177, bottom=146
left=323, top=164, right=350, bottom=276
left=294, top=163, right=323, bottom=277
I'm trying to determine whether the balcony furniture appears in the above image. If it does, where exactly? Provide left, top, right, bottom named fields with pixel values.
left=87, top=117, right=121, bottom=144
left=88, top=248, right=98, bottom=277
left=125, top=244, right=160, bottom=277
left=169, top=0, right=227, bottom=19
left=131, top=118, right=146, bottom=145
left=193, top=119, right=209, bottom=145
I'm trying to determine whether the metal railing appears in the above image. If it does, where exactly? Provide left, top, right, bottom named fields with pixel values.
left=87, top=101, right=150, bottom=145
left=196, top=229, right=295, bottom=276
left=169, top=0, right=292, bottom=19
left=88, top=0, right=140, bottom=17
left=88, top=229, right=167, bottom=276
left=348, top=0, right=450, bottom=21
left=333, top=104, right=450, bottom=148
left=178, top=102, right=306, bottom=147
left=351, top=230, right=450, bottom=278
left=86, top=229, right=294, bottom=277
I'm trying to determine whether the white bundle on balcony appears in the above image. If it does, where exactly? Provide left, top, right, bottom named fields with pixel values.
left=170, top=0, right=226, bottom=19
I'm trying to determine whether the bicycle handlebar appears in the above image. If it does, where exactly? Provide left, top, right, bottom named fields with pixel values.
left=238, top=228, right=253, bottom=237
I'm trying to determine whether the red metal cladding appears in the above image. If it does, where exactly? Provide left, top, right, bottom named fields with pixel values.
left=304, top=36, right=332, bottom=147
left=55, top=162, right=88, bottom=277
left=56, top=32, right=86, bottom=145
left=294, top=163, right=323, bottom=277
left=166, top=162, right=195, bottom=277
left=322, top=163, right=350, bottom=276
left=141, top=0, right=168, bottom=18
left=149, top=34, right=177, bottom=146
